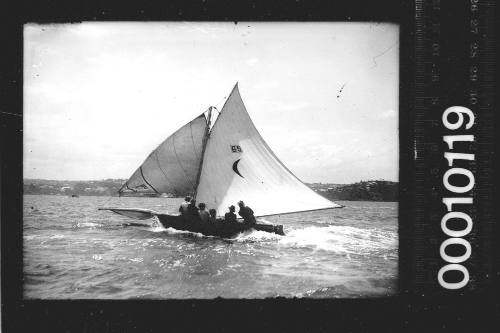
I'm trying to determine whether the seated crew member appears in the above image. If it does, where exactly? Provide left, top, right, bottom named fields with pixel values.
left=179, top=196, right=191, bottom=215
left=198, top=203, right=209, bottom=223
left=237, top=200, right=256, bottom=225
left=209, top=209, right=217, bottom=223
left=187, top=199, right=199, bottom=216
left=224, top=205, right=237, bottom=223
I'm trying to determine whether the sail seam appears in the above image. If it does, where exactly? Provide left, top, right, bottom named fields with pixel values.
left=189, top=121, right=199, bottom=158
left=154, top=150, right=178, bottom=194
left=172, top=131, right=196, bottom=191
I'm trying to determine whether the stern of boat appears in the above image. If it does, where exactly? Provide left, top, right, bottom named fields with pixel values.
left=254, top=223, right=284, bottom=236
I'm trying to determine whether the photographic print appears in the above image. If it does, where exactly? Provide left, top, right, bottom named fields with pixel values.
left=2, top=0, right=499, bottom=331
left=23, top=22, right=399, bottom=299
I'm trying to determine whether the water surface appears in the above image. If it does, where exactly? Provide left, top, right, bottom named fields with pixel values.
left=23, top=195, right=397, bottom=299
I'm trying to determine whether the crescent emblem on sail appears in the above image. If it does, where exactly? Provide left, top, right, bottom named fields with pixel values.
left=232, top=159, right=244, bottom=178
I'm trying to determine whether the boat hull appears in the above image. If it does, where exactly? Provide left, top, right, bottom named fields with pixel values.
left=156, top=214, right=284, bottom=238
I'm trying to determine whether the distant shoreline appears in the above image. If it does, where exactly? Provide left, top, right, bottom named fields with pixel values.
left=23, top=179, right=398, bottom=202
left=22, top=193, right=398, bottom=203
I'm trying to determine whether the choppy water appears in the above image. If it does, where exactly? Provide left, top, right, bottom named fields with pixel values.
left=23, top=195, right=397, bottom=299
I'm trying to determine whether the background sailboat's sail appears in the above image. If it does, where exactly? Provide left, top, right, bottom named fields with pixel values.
left=119, top=114, right=207, bottom=196
left=196, top=84, right=341, bottom=217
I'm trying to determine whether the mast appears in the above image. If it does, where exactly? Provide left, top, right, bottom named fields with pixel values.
left=193, top=106, right=212, bottom=199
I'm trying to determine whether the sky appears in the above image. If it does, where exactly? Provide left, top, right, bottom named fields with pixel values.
left=24, top=22, right=399, bottom=184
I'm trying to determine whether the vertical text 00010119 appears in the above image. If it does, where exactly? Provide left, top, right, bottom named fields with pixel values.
left=438, top=106, right=475, bottom=290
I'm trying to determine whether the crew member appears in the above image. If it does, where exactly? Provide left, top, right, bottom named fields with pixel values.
left=224, top=205, right=237, bottom=223
left=209, top=209, right=217, bottom=223
left=179, top=196, right=191, bottom=215
left=187, top=199, right=199, bottom=216
left=237, top=200, right=256, bottom=225
left=198, top=203, right=209, bottom=223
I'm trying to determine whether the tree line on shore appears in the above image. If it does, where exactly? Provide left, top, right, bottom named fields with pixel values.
left=316, top=180, right=398, bottom=202
left=23, top=179, right=398, bottom=202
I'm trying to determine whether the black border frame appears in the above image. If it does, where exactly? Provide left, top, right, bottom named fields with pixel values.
left=2, top=0, right=498, bottom=331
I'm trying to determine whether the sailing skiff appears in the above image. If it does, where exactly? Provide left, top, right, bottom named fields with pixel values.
left=100, top=83, right=342, bottom=237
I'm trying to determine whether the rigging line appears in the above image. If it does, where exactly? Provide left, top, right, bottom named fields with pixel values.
left=139, top=166, right=160, bottom=194
left=126, top=184, right=137, bottom=192
left=171, top=130, right=196, bottom=191
left=118, top=182, right=126, bottom=193
left=118, top=183, right=132, bottom=196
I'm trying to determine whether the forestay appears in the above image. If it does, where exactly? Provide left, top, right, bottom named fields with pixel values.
left=119, top=114, right=207, bottom=196
left=195, top=84, right=341, bottom=217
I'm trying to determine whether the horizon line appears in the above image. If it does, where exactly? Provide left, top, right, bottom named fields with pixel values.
left=22, top=177, right=399, bottom=184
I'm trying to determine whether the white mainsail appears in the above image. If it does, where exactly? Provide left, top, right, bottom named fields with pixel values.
left=118, top=84, right=341, bottom=217
left=119, top=114, right=208, bottom=196
left=195, top=84, right=341, bottom=217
